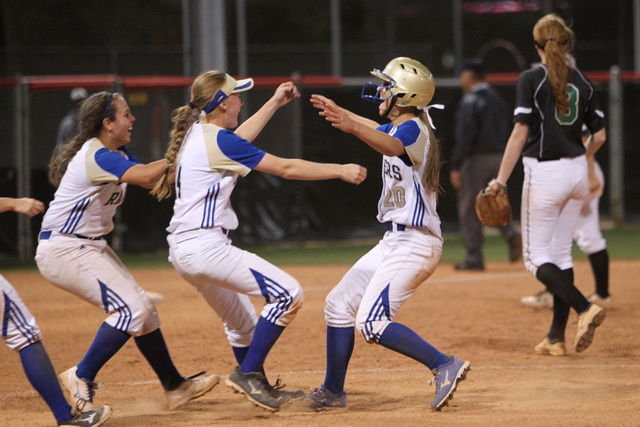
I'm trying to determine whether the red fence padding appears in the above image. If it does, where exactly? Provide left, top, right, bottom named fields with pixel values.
left=121, top=75, right=194, bottom=90
left=0, top=77, right=17, bottom=88
left=5, top=71, right=640, bottom=91
left=22, top=75, right=118, bottom=91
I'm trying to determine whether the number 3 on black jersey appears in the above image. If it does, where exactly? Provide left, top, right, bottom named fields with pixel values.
left=555, top=83, right=579, bottom=125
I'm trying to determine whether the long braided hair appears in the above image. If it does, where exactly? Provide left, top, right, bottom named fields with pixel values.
left=48, top=92, right=120, bottom=187
left=533, top=14, right=576, bottom=115
left=151, top=71, right=227, bottom=200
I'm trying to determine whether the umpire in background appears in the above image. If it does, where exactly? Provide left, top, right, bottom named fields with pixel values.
left=450, top=58, right=521, bottom=271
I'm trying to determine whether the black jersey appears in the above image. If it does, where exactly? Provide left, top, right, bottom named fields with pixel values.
left=513, top=64, right=606, bottom=160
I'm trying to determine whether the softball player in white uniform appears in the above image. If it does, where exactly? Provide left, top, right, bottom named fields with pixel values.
left=307, top=57, right=470, bottom=412
left=1, top=197, right=112, bottom=426
left=152, top=70, right=366, bottom=411
left=490, top=14, right=607, bottom=356
left=35, top=92, right=218, bottom=414
left=521, top=146, right=611, bottom=310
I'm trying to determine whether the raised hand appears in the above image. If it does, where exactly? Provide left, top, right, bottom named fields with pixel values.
left=310, top=94, right=356, bottom=134
left=272, top=81, right=301, bottom=107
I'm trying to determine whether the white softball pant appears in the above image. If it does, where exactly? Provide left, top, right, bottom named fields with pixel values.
left=324, top=227, right=442, bottom=343
left=574, top=161, right=607, bottom=255
left=521, top=155, right=589, bottom=275
left=35, top=234, right=160, bottom=336
left=167, top=228, right=303, bottom=348
left=1, top=275, right=42, bottom=352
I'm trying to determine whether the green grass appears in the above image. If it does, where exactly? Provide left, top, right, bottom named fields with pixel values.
left=2, top=223, right=639, bottom=271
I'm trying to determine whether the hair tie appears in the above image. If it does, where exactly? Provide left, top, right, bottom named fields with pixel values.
left=188, top=101, right=197, bottom=109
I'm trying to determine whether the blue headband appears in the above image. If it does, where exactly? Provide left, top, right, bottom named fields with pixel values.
left=102, top=93, right=114, bottom=120
left=202, top=90, right=229, bottom=115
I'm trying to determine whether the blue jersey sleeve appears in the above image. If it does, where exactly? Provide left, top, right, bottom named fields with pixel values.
left=94, top=147, right=139, bottom=179
left=376, top=123, right=393, bottom=134
left=119, top=145, right=141, bottom=163
left=217, top=130, right=266, bottom=169
left=394, top=120, right=421, bottom=147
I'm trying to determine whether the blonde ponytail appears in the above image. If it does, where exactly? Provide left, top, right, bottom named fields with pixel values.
left=534, top=14, right=576, bottom=115
left=151, top=105, right=199, bottom=200
left=151, top=70, right=228, bottom=200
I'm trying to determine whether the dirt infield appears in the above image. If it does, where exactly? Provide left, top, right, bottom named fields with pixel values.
left=2, top=259, right=639, bottom=426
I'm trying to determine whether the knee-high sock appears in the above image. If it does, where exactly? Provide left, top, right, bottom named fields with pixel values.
left=240, top=317, right=284, bottom=374
left=536, top=263, right=590, bottom=313
left=379, top=322, right=450, bottom=370
left=589, top=249, right=610, bottom=298
left=20, top=342, right=74, bottom=422
left=135, top=329, right=184, bottom=391
left=232, top=346, right=268, bottom=384
left=232, top=346, right=249, bottom=365
left=323, top=326, right=354, bottom=395
left=77, top=322, right=130, bottom=382
left=548, top=268, right=574, bottom=342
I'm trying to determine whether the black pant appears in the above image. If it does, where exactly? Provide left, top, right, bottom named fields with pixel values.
left=456, top=153, right=519, bottom=265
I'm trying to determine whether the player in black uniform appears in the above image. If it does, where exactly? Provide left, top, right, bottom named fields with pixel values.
left=487, top=14, right=607, bottom=356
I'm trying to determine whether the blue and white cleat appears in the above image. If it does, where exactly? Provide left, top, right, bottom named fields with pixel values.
left=429, top=355, right=470, bottom=411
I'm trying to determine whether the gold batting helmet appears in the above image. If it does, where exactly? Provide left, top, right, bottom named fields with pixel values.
left=362, top=57, right=435, bottom=108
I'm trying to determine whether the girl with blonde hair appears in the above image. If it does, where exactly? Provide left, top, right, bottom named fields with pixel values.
left=153, top=71, right=366, bottom=411
left=489, top=14, right=608, bottom=356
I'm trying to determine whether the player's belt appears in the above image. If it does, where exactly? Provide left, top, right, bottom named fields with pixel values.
left=386, top=222, right=406, bottom=232
left=39, top=230, right=104, bottom=241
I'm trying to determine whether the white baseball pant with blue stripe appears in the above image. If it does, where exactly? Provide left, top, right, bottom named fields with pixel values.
left=1, top=275, right=42, bottom=352
left=35, top=235, right=160, bottom=336
left=323, top=227, right=441, bottom=343
left=167, top=227, right=303, bottom=347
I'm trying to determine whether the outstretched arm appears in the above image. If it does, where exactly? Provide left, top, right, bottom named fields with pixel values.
left=120, top=159, right=168, bottom=189
left=235, top=81, right=301, bottom=142
left=0, top=197, right=45, bottom=217
left=254, top=153, right=366, bottom=185
left=310, top=94, right=405, bottom=157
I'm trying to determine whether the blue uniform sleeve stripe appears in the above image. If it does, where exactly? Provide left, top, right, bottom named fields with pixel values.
left=94, top=147, right=139, bottom=179
left=61, top=198, right=90, bottom=234
left=217, top=130, right=266, bottom=169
